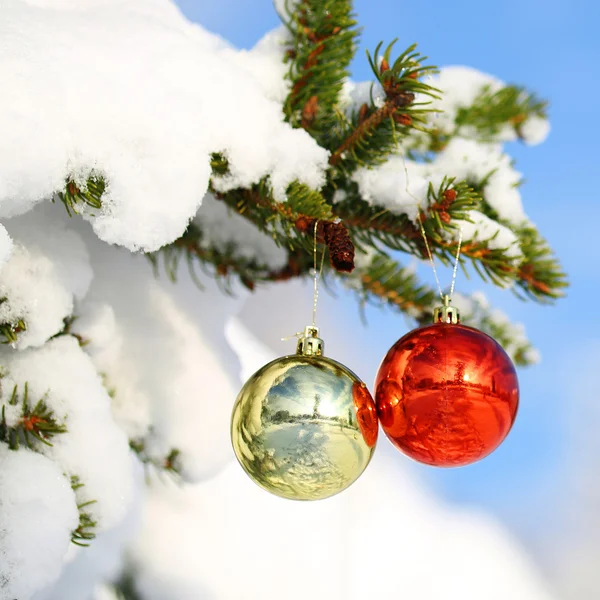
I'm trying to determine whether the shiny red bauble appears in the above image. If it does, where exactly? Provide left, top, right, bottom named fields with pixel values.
left=375, top=322, right=519, bottom=467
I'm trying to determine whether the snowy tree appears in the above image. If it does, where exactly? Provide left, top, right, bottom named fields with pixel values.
left=0, top=0, right=565, bottom=599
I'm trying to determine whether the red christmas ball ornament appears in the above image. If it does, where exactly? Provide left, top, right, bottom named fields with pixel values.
left=375, top=296, right=518, bottom=467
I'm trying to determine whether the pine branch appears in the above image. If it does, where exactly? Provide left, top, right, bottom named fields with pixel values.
left=349, top=251, right=437, bottom=316
left=114, top=573, right=143, bottom=600
left=54, top=175, right=105, bottom=216
left=49, top=315, right=88, bottom=346
left=0, top=316, right=26, bottom=345
left=282, top=0, right=360, bottom=147
left=334, top=178, right=476, bottom=255
left=70, top=475, right=98, bottom=547
left=513, top=223, right=567, bottom=301
left=474, top=196, right=567, bottom=301
left=0, top=382, right=67, bottom=450
left=159, top=179, right=354, bottom=288
left=333, top=175, right=566, bottom=300
left=454, top=84, right=547, bottom=141
left=152, top=223, right=313, bottom=292
left=347, top=254, right=540, bottom=366
left=328, top=41, right=439, bottom=172
left=129, top=437, right=183, bottom=479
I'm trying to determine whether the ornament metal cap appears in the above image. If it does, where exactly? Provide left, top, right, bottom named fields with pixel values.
left=433, top=294, right=460, bottom=324
left=296, top=325, right=324, bottom=356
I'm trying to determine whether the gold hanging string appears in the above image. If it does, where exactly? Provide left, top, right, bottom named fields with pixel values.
left=401, top=156, right=463, bottom=301
left=312, top=219, right=326, bottom=328
left=281, top=220, right=326, bottom=342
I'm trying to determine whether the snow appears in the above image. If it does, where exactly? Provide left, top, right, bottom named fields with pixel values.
left=0, top=225, right=13, bottom=274
left=0, top=0, right=328, bottom=252
left=455, top=211, right=523, bottom=261
left=0, top=210, right=92, bottom=349
left=352, top=157, right=429, bottom=222
left=520, top=115, right=551, bottom=146
left=32, top=463, right=144, bottom=600
left=1, top=336, right=135, bottom=528
left=430, top=138, right=527, bottom=225
left=228, top=26, right=291, bottom=104
left=341, top=80, right=386, bottom=113
left=425, top=66, right=550, bottom=146
left=426, top=66, right=506, bottom=135
left=0, top=446, right=79, bottom=600
left=76, top=228, right=246, bottom=482
left=194, top=193, right=288, bottom=271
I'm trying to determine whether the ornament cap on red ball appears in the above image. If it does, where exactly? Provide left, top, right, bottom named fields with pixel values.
left=375, top=294, right=519, bottom=468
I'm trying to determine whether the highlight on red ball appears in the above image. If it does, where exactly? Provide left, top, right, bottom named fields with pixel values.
left=374, top=322, right=519, bottom=467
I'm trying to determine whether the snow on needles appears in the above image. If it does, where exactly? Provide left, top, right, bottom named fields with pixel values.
left=0, top=0, right=328, bottom=252
left=426, top=66, right=550, bottom=146
left=0, top=210, right=93, bottom=349
left=0, top=446, right=79, bottom=600
left=194, top=193, right=288, bottom=271
left=0, top=336, right=135, bottom=529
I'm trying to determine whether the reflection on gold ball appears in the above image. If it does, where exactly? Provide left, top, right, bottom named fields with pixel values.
left=231, top=354, right=378, bottom=501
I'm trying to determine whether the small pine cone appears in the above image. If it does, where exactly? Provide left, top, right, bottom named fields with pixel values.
left=440, top=211, right=451, bottom=224
left=380, top=58, right=390, bottom=73
left=323, top=222, right=355, bottom=272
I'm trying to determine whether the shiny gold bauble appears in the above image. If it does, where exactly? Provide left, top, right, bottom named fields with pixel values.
left=231, top=328, right=378, bottom=501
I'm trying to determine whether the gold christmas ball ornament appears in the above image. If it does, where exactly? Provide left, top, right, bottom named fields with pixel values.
left=231, top=326, right=378, bottom=501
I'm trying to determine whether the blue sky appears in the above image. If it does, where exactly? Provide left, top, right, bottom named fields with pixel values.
left=175, top=0, right=599, bottom=550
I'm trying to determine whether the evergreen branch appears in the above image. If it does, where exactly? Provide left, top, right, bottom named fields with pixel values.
left=153, top=223, right=311, bottom=292
left=0, top=296, right=26, bottom=345
left=0, top=383, right=67, bottom=450
left=210, top=152, right=229, bottom=177
left=49, top=315, right=89, bottom=346
left=350, top=252, right=437, bottom=316
left=454, top=84, right=547, bottom=141
left=474, top=196, right=567, bottom=301
left=513, top=223, right=567, bottom=301
left=70, top=475, right=98, bottom=547
left=335, top=178, right=478, bottom=256
left=328, top=41, right=439, bottom=172
left=114, top=573, right=143, bottom=600
left=348, top=252, right=540, bottom=366
left=55, top=175, right=105, bottom=216
left=282, top=0, right=360, bottom=146
left=129, top=437, right=183, bottom=478
left=328, top=96, right=413, bottom=167
left=216, top=180, right=352, bottom=270
left=159, top=179, right=351, bottom=288
left=0, top=318, right=26, bottom=345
